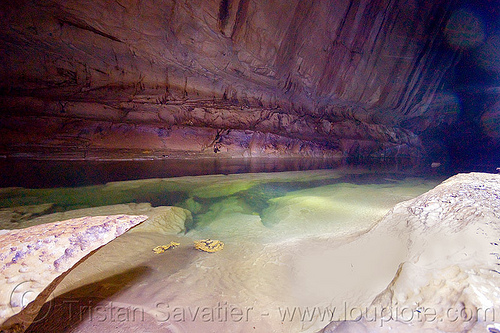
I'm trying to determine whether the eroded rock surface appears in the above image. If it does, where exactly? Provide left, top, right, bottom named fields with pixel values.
left=0, top=214, right=148, bottom=332
left=322, top=172, right=500, bottom=332
left=0, top=0, right=459, bottom=162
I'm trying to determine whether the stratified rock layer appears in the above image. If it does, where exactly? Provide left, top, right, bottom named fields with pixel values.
left=0, top=214, right=148, bottom=332
left=0, top=0, right=459, bottom=161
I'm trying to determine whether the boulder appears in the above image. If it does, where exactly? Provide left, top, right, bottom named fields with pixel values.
left=0, top=214, right=148, bottom=332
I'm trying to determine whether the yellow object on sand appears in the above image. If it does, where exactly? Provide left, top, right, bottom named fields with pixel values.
left=153, top=241, right=180, bottom=254
left=194, top=239, right=224, bottom=252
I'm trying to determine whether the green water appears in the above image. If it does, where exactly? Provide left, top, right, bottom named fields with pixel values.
left=0, top=169, right=444, bottom=235
left=3, top=169, right=446, bottom=333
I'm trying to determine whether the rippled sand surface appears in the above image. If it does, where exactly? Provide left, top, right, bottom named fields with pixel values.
left=3, top=170, right=440, bottom=332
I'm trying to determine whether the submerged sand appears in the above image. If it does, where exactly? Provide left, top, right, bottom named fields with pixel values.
left=0, top=170, right=445, bottom=333
left=7, top=170, right=497, bottom=332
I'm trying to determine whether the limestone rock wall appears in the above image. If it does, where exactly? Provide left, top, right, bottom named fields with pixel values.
left=0, top=0, right=458, bottom=161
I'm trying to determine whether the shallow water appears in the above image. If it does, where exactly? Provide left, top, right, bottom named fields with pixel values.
left=1, top=168, right=446, bottom=332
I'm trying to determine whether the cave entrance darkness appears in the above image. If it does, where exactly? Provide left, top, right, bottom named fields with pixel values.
left=438, top=0, right=500, bottom=172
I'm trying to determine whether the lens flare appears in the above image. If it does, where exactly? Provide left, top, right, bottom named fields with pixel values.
left=481, top=102, right=500, bottom=139
left=445, top=9, right=485, bottom=49
left=474, top=35, right=500, bottom=72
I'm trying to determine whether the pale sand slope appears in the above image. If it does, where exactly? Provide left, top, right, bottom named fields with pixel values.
left=38, top=175, right=441, bottom=333
left=323, top=172, right=500, bottom=332
left=0, top=215, right=148, bottom=332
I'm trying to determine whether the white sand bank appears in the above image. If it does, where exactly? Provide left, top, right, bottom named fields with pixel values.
left=25, top=171, right=446, bottom=333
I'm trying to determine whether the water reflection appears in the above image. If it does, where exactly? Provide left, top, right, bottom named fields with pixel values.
left=0, top=157, right=344, bottom=188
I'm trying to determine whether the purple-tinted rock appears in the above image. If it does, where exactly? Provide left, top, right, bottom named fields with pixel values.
left=0, top=0, right=458, bottom=162
left=0, top=214, right=148, bottom=332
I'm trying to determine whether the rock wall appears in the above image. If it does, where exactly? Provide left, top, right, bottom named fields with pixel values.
left=0, top=0, right=459, bottom=162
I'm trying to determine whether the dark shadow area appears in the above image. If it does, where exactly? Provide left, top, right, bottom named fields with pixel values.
left=441, top=0, right=500, bottom=172
left=0, top=157, right=345, bottom=189
left=25, top=266, right=152, bottom=333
